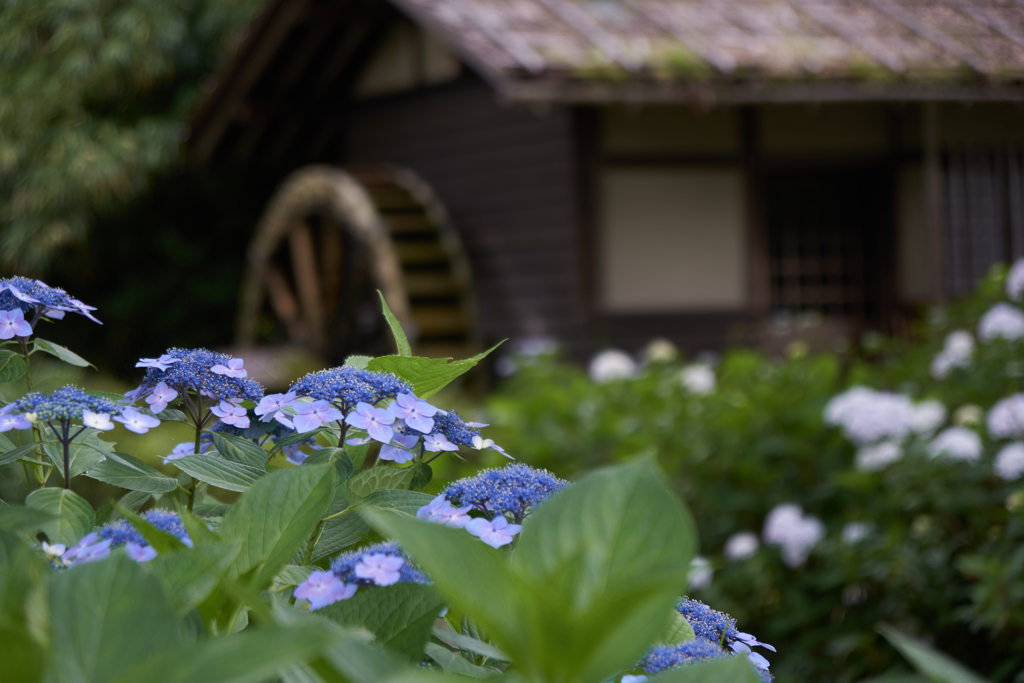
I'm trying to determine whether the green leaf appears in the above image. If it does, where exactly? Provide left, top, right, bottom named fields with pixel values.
left=112, top=504, right=188, bottom=554
left=366, top=342, right=503, bottom=399
left=274, top=564, right=314, bottom=590
left=878, top=624, right=989, bottom=683
left=424, top=643, right=499, bottom=678
left=312, top=489, right=367, bottom=562
left=647, top=656, right=766, bottom=683
left=360, top=489, right=435, bottom=516
left=26, top=488, right=94, bottom=546
left=49, top=554, right=187, bottom=683
left=109, top=622, right=359, bottom=683
left=345, top=355, right=373, bottom=369
left=146, top=542, right=241, bottom=614
left=221, top=464, right=336, bottom=588
left=0, top=442, right=44, bottom=467
left=318, top=583, right=445, bottom=660
left=348, top=466, right=415, bottom=498
left=43, top=428, right=114, bottom=479
left=211, top=432, right=269, bottom=470
left=661, top=610, right=696, bottom=645
left=510, top=459, right=697, bottom=683
left=0, top=432, right=15, bottom=452
left=33, top=338, right=93, bottom=368
left=0, top=350, right=27, bottom=383
left=0, top=504, right=55, bottom=535
left=177, top=508, right=222, bottom=546
left=431, top=627, right=509, bottom=661
left=172, top=452, right=265, bottom=492
left=86, top=452, right=177, bottom=493
left=275, top=428, right=326, bottom=449
left=411, top=463, right=431, bottom=490
left=362, top=509, right=527, bottom=666
left=156, top=409, right=189, bottom=424
left=379, top=291, right=412, bottom=357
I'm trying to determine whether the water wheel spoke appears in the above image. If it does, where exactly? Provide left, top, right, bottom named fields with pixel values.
left=289, top=220, right=326, bottom=352
left=264, top=265, right=305, bottom=343
left=321, top=218, right=343, bottom=322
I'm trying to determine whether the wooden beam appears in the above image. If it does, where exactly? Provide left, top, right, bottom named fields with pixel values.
left=188, top=0, right=311, bottom=164
left=289, top=220, right=327, bottom=352
left=924, top=102, right=947, bottom=303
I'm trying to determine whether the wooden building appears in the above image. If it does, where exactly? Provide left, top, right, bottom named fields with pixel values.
left=189, top=0, right=1024, bottom=360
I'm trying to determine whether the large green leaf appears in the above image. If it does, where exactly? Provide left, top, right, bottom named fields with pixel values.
left=431, top=627, right=509, bottom=662
left=378, top=291, right=413, bottom=357
left=43, top=428, right=114, bottom=480
left=319, top=583, right=445, bottom=660
left=0, top=504, right=55, bottom=535
left=312, top=489, right=434, bottom=563
left=145, top=542, right=241, bottom=614
left=109, top=622, right=361, bottom=683
left=85, top=452, right=177, bottom=493
left=361, top=489, right=435, bottom=515
left=48, top=554, right=187, bottom=683
left=171, top=452, right=265, bottom=492
left=362, top=510, right=527, bottom=664
left=33, top=338, right=93, bottom=368
left=878, top=624, right=989, bottom=683
left=367, top=342, right=503, bottom=399
left=510, top=459, right=697, bottom=683
left=348, top=466, right=415, bottom=498
left=0, top=349, right=27, bottom=383
left=26, top=488, right=94, bottom=546
left=221, top=464, right=336, bottom=588
left=423, top=643, right=498, bottom=678
left=647, top=656, right=766, bottom=683
left=0, top=441, right=44, bottom=467
left=210, top=432, right=268, bottom=470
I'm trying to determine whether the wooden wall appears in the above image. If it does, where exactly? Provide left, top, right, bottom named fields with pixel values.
left=346, top=78, right=587, bottom=353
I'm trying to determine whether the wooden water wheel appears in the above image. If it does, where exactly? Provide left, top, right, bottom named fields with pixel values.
left=236, top=164, right=478, bottom=365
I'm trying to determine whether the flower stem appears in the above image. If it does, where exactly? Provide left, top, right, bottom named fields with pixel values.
left=301, top=518, right=325, bottom=567
left=187, top=392, right=203, bottom=513
left=61, top=421, right=71, bottom=490
left=20, top=337, right=46, bottom=486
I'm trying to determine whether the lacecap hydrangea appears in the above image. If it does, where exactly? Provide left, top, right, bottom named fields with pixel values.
left=60, top=510, right=193, bottom=567
left=293, top=541, right=427, bottom=611
left=0, top=276, right=101, bottom=326
left=637, top=598, right=773, bottom=682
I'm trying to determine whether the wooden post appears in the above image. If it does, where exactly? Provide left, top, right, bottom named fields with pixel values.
left=924, top=102, right=946, bottom=303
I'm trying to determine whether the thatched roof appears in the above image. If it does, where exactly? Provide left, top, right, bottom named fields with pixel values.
left=189, top=0, right=1024, bottom=163
left=396, top=0, right=1024, bottom=99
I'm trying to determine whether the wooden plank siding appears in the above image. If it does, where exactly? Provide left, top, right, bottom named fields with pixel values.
left=347, top=78, right=587, bottom=352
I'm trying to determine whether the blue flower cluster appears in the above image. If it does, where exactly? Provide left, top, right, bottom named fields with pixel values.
left=139, top=348, right=264, bottom=402
left=329, top=541, right=428, bottom=585
left=444, top=463, right=568, bottom=520
left=636, top=599, right=774, bottom=682
left=6, top=385, right=120, bottom=422
left=61, top=510, right=193, bottom=567
left=289, top=366, right=412, bottom=407
left=641, top=640, right=729, bottom=674
left=0, top=276, right=100, bottom=324
left=430, top=410, right=482, bottom=447
left=99, top=509, right=192, bottom=548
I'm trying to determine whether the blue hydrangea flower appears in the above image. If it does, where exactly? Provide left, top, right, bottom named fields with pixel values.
left=134, top=348, right=264, bottom=405
left=289, top=366, right=412, bottom=408
left=62, top=510, right=193, bottom=568
left=0, top=276, right=101, bottom=326
left=6, top=385, right=121, bottom=425
left=641, top=640, right=729, bottom=674
left=443, top=463, right=568, bottom=521
left=429, top=410, right=482, bottom=447
left=329, top=541, right=428, bottom=586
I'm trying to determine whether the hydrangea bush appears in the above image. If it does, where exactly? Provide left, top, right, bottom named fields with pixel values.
left=0, top=285, right=784, bottom=683
left=486, top=263, right=1024, bottom=682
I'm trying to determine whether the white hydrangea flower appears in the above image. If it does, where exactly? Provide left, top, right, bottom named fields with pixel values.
left=587, top=349, right=637, bottom=382
left=1007, top=258, right=1024, bottom=301
left=724, top=531, right=760, bottom=561
left=643, top=337, right=678, bottom=364
left=987, top=394, right=1024, bottom=439
left=825, top=387, right=915, bottom=445
left=955, top=404, right=984, bottom=427
left=978, top=303, right=1024, bottom=342
left=841, top=522, right=872, bottom=545
left=994, top=442, right=1024, bottom=481
left=928, top=426, right=982, bottom=463
left=910, top=400, right=946, bottom=434
left=855, top=441, right=903, bottom=471
left=763, top=504, right=824, bottom=568
left=930, top=330, right=974, bottom=379
left=680, top=363, right=716, bottom=395
left=687, top=555, right=713, bottom=589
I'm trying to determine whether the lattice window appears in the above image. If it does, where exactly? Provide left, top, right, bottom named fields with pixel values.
left=945, top=147, right=1024, bottom=296
left=766, top=171, right=887, bottom=319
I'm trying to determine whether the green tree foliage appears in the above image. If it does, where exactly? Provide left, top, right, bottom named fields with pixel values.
left=0, top=0, right=260, bottom=271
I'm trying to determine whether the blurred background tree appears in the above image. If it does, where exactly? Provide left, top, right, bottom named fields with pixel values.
left=0, top=0, right=260, bottom=273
